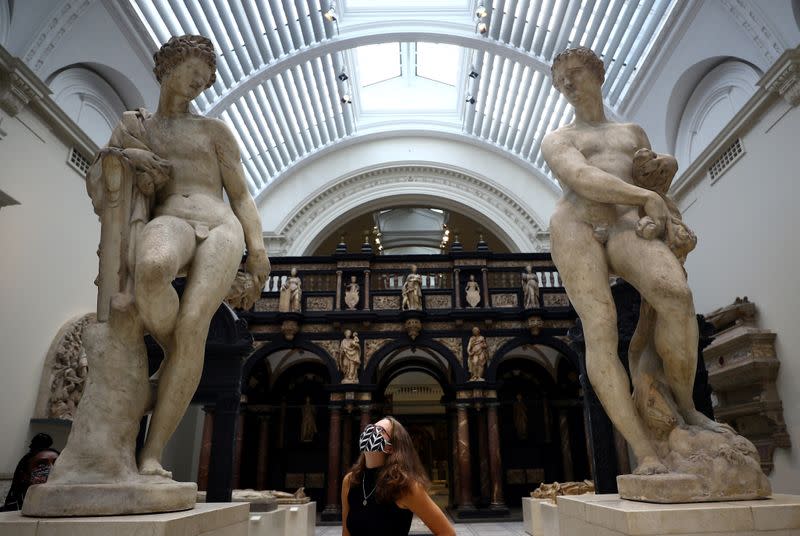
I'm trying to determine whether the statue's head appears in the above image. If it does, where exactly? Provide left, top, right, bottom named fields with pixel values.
left=410, top=264, right=417, bottom=273
left=351, top=275, right=357, bottom=282
left=472, top=326, right=480, bottom=335
left=469, top=274, right=476, bottom=281
left=290, top=267, right=298, bottom=276
left=344, top=329, right=352, bottom=338
left=525, top=264, right=532, bottom=272
left=551, top=47, right=605, bottom=101
left=153, top=35, right=217, bottom=97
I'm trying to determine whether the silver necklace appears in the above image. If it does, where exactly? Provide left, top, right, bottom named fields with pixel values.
left=362, top=474, right=377, bottom=506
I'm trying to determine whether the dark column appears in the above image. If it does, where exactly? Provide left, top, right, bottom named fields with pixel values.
left=197, top=408, right=213, bottom=491
left=456, top=403, right=474, bottom=510
left=335, top=270, right=343, bottom=310
left=454, top=268, right=462, bottom=309
left=363, top=270, right=371, bottom=310
left=449, top=407, right=460, bottom=508
left=476, top=406, right=491, bottom=504
left=322, top=404, right=342, bottom=520
left=559, top=409, right=574, bottom=482
left=341, top=407, right=353, bottom=475
left=481, top=268, right=490, bottom=307
left=233, top=410, right=245, bottom=489
left=207, top=395, right=241, bottom=502
left=359, top=404, right=372, bottom=431
left=256, top=414, right=270, bottom=490
left=278, top=399, right=287, bottom=448
left=486, top=402, right=506, bottom=509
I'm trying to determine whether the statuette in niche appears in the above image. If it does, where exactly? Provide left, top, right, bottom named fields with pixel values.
left=344, top=276, right=360, bottom=310
left=467, top=327, right=488, bottom=381
left=465, top=274, right=481, bottom=308
left=522, top=265, right=540, bottom=309
left=279, top=267, right=302, bottom=312
left=401, top=264, right=423, bottom=311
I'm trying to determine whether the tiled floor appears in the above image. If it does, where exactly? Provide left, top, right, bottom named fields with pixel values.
left=315, top=517, right=528, bottom=535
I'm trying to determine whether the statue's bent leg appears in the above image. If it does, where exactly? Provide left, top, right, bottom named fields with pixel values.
left=139, top=220, right=245, bottom=477
left=135, top=216, right=196, bottom=350
left=607, top=231, right=719, bottom=430
left=552, top=217, right=665, bottom=474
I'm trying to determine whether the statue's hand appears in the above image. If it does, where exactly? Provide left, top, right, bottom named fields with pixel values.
left=641, top=192, right=669, bottom=238
left=246, top=248, right=270, bottom=289
left=124, top=148, right=172, bottom=195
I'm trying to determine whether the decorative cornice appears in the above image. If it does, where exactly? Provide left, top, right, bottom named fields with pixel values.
left=720, top=0, right=786, bottom=68
left=23, top=0, right=92, bottom=73
left=270, top=165, right=551, bottom=255
left=760, top=47, right=800, bottom=107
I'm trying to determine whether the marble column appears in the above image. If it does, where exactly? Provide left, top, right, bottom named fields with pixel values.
left=256, top=414, right=270, bottom=490
left=454, top=268, right=462, bottom=309
left=481, top=268, right=490, bottom=307
left=341, top=407, right=353, bottom=475
left=363, top=270, right=371, bottom=311
left=335, top=270, right=343, bottom=310
left=197, top=407, right=214, bottom=491
left=476, top=406, right=491, bottom=503
left=449, top=407, right=460, bottom=508
left=233, top=411, right=246, bottom=489
left=487, top=402, right=506, bottom=508
left=323, top=404, right=342, bottom=518
left=559, top=409, right=574, bottom=482
left=359, top=404, right=372, bottom=431
left=456, top=403, right=474, bottom=509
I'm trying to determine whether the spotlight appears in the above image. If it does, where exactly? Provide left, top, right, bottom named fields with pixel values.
left=469, top=70, right=479, bottom=79
left=341, top=94, right=352, bottom=104
left=477, top=21, right=488, bottom=34
left=465, top=95, right=476, bottom=104
left=338, top=71, right=349, bottom=82
left=475, top=2, right=487, bottom=18
left=324, top=2, right=337, bottom=22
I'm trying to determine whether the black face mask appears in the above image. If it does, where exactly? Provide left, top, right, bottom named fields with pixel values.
left=359, top=424, right=391, bottom=453
left=29, top=464, right=52, bottom=485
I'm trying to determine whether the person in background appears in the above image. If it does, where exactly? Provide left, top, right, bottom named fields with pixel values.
left=1, top=433, right=59, bottom=511
left=341, top=416, right=455, bottom=536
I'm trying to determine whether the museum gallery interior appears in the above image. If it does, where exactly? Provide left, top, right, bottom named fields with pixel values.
left=1, top=1, right=799, bottom=535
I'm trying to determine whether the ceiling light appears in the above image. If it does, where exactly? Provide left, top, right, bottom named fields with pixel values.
left=465, top=95, right=476, bottom=104
left=475, top=2, right=488, bottom=19
left=338, top=71, right=348, bottom=82
left=469, top=69, right=479, bottom=79
left=477, top=21, right=488, bottom=34
left=341, top=94, right=352, bottom=104
left=324, top=2, right=337, bottom=22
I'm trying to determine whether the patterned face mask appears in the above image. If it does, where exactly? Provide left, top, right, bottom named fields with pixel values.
left=359, top=424, right=391, bottom=453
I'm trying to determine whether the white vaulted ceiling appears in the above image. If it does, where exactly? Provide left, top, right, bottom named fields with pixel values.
left=127, top=0, right=677, bottom=197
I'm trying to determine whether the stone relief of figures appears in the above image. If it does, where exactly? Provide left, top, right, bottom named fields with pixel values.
left=522, top=265, right=540, bottom=309
left=338, top=329, right=361, bottom=384
left=300, top=396, right=317, bottom=442
left=464, top=274, right=481, bottom=308
left=344, top=275, right=360, bottom=310
left=401, top=264, right=423, bottom=311
left=279, top=267, right=302, bottom=312
left=513, top=393, right=528, bottom=440
left=467, top=327, right=488, bottom=381
left=43, top=315, right=94, bottom=420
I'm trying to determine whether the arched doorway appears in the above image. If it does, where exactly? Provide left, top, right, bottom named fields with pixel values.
left=493, top=344, right=589, bottom=506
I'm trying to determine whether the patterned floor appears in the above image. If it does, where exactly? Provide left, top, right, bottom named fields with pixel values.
left=315, top=517, right=528, bottom=535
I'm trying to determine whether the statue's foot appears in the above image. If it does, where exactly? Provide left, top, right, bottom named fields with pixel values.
left=682, top=409, right=735, bottom=433
left=633, top=455, right=668, bottom=475
left=139, top=457, right=172, bottom=479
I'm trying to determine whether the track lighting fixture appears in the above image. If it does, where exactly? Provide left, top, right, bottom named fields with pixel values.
left=341, top=94, right=352, bottom=104
left=469, top=70, right=479, bottom=79
left=338, top=70, right=349, bottom=82
left=324, top=2, right=337, bottom=22
left=475, top=2, right=488, bottom=19
left=477, top=21, right=488, bottom=34
left=466, top=95, right=476, bottom=104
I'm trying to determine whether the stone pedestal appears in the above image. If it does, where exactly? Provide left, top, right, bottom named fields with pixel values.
left=278, top=502, right=315, bottom=536
left=556, top=493, right=800, bottom=536
left=522, top=497, right=550, bottom=536
left=248, top=508, right=286, bottom=535
left=0, top=503, right=248, bottom=536
left=540, top=500, right=559, bottom=536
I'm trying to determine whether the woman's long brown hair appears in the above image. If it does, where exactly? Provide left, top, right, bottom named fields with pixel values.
left=348, top=416, right=430, bottom=503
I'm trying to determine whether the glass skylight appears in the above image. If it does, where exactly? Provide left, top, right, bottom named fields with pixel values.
left=356, top=43, right=402, bottom=87
left=415, top=43, right=460, bottom=86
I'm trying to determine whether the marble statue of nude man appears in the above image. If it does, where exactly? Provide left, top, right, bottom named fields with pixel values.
left=541, top=47, right=720, bottom=475
left=127, top=36, right=269, bottom=477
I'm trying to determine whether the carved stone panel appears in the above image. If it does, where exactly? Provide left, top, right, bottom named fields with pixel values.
left=425, top=295, right=452, bottom=309
left=255, top=297, right=279, bottom=312
left=491, top=293, right=518, bottom=308
left=543, top=293, right=570, bottom=307
left=434, top=337, right=463, bottom=365
left=306, top=296, right=334, bottom=311
left=373, top=295, right=401, bottom=310
left=364, top=338, right=392, bottom=365
left=313, top=340, right=341, bottom=362
left=486, top=337, right=514, bottom=361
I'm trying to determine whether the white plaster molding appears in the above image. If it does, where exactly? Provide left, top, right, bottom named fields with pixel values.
left=0, top=45, right=97, bottom=159
left=675, top=61, right=760, bottom=165
left=22, top=0, right=92, bottom=73
left=269, top=165, right=550, bottom=256
left=720, top=0, right=787, bottom=70
left=0, top=1, right=10, bottom=48
left=49, top=66, right=125, bottom=132
left=255, top=128, right=561, bottom=205
left=760, top=46, right=800, bottom=107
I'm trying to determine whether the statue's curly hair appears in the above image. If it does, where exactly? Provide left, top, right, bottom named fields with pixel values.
left=153, top=35, right=217, bottom=89
left=551, top=47, right=605, bottom=89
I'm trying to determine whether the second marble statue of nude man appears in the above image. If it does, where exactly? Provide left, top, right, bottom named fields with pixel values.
left=541, top=47, right=721, bottom=476
left=127, top=36, right=269, bottom=477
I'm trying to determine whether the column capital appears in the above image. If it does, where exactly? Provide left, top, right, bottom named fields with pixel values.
left=761, top=46, right=800, bottom=106
left=0, top=48, right=49, bottom=117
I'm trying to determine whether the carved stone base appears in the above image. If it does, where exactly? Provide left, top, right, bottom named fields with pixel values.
left=617, top=473, right=752, bottom=503
left=21, top=480, right=197, bottom=517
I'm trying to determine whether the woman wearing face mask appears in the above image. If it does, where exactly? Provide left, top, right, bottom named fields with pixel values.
left=342, top=416, right=455, bottom=536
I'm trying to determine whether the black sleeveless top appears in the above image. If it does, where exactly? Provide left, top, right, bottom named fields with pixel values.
left=346, top=467, right=413, bottom=536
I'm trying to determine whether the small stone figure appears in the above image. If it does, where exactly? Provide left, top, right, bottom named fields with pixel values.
left=467, top=327, right=488, bottom=381
left=522, top=265, right=540, bottom=309
left=344, top=275, right=360, bottom=310
left=279, top=267, right=302, bottom=312
left=464, top=274, right=481, bottom=308
left=513, top=393, right=528, bottom=440
left=338, top=329, right=361, bottom=383
left=300, top=396, right=317, bottom=442
left=401, top=264, right=423, bottom=311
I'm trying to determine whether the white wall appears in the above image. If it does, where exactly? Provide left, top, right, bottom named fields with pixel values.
left=0, top=107, right=99, bottom=474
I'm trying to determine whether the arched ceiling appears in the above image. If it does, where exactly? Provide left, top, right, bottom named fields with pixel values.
left=129, top=0, right=677, bottom=196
